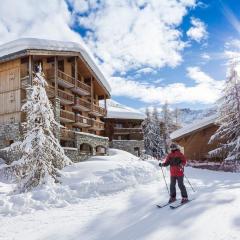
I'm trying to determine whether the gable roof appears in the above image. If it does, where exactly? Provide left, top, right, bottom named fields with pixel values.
left=0, top=38, right=111, bottom=95
left=170, top=114, right=218, bottom=140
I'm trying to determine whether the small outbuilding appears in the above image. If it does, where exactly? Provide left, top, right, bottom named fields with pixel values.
left=170, top=115, right=220, bottom=161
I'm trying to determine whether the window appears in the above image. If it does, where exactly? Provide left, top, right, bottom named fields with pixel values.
left=58, top=60, right=64, bottom=72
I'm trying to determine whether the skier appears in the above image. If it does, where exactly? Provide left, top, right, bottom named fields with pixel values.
left=159, top=143, right=188, bottom=204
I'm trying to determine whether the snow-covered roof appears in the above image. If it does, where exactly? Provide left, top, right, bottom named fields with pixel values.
left=170, top=114, right=218, bottom=140
left=102, top=99, right=145, bottom=120
left=0, top=38, right=111, bottom=95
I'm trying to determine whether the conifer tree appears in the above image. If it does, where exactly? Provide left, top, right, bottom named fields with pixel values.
left=9, top=65, right=71, bottom=192
left=209, top=61, right=240, bottom=162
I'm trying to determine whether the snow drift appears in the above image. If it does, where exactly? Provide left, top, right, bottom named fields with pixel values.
left=0, top=149, right=159, bottom=215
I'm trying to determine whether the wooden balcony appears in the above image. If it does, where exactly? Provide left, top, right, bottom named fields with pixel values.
left=45, top=85, right=74, bottom=105
left=60, top=128, right=75, bottom=140
left=46, top=69, right=75, bottom=88
left=60, top=110, right=75, bottom=123
left=73, top=97, right=91, bottom=112
left=71, top=80, right=91, bottom=96
left=90, top=104, right=107, bottom=117
left=90, top=120, right=105, bottom=131
left=73, top=115, right=92, bottom=128
left=57, top=89, right=74, bottom=105
left=114, top=127, right=143, bottom=135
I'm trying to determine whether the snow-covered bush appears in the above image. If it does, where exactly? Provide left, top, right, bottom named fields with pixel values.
left=209, top=61, right=240, bottom=162
left=5, top=66, right=71, bottom=192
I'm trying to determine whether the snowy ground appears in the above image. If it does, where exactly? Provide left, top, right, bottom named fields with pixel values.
left=0, top=149, right=240, bottom=240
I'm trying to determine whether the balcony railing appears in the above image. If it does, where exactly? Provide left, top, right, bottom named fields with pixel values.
left=91, top=120, right=104, bottom=130
left=75, top=98, right=91, bottom=110
left=58, top=70, right=75, bottom=85
left=114, top=127, right=143, bottom=134
left=57, top=89, right=74, bottom=103
left=60, top=128, right=75, bottom=140
left=75, top=115, right=92, bottom=127
left=76, top=80, right=91, bottom=93
left=91, top=104, right=107, bottom=117
left=46, top=69, right=75, bottom=88
left=60, top=110, right=75, bottom=122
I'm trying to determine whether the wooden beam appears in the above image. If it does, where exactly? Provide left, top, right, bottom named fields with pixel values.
left=91, top=77, right=94, bottom=110
left=74, top=56, right=77, bottom=87
left=28, top=55, right=32, bottom=85
left=54, top=56, right=58, bottom=97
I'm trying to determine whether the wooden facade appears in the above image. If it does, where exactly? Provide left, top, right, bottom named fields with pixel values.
left=172, top=123, right=220, bottom=161
left=104, top=118, right=143, bottom=141
left=0, top=48, right=110, bottom=147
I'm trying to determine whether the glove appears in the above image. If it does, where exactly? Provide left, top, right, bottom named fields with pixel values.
left=159, top=162, right=163, bottom=167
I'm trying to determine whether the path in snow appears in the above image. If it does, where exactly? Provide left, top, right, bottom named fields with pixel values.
left=1, top=167, right=240, bottom=240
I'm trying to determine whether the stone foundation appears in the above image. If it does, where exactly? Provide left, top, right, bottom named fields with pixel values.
left=0, top=122, right=109, bottom=163
left=110, top=140, right=144, bottom=156
left=0, top=123, right=23, bottom=149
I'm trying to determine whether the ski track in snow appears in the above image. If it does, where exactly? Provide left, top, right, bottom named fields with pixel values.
left=0, top=167, right=240, bottom=240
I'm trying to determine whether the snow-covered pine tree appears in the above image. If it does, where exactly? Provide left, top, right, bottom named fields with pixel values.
left=142, top=107, right=165, bottom=159
left=9, top=65, right=71, bottom=192
left=142, top=108, right=152, bottom=156
left=209, top=60, right=240, bottom=162
left=152, top=107, right=165, bottom=159
left=161, top=102, right=173, bottom=153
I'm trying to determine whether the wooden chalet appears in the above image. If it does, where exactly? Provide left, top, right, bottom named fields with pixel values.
left=0, top=38, right=111, bottom=161
left=170, top=115, right=220, bottom=161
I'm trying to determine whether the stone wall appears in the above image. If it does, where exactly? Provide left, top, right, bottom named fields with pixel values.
left=0, top=123, right=23, bottom=149
left=110, top=140, right=144, bottom=156
left=0, top=124, right=109, bottom=163
left=76, top=132, right=109, bottom=156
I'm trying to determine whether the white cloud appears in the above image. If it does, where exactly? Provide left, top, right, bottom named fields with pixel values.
left=187, top=17, right=208, bottom=43
left=0, top=0, right=84, bottom=45
left=201, top=53, right=211, bottom=61
left=108, top=67, right=223, bottom=105
left=76, top=0, right=196, bottom=75
left=136, top=67, right=157, bottom=74
left=224, top=39, right=240, bottom=60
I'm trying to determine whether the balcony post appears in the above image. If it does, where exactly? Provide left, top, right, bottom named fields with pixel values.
left=74, top=56, right=77, bottom=88
left=91, top=76, right=94, bottom=111
left=104, top=95, right=107, bottom=116
left=28, top=55, right=32, bottom=85
left=54, top=56, right=58, bottom=97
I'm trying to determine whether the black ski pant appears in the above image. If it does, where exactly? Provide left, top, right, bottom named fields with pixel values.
left=170, top=176, right=188, bottom=198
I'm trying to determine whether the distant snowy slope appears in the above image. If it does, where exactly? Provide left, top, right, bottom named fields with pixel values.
left=178, top=107, right=217, bottom=125
left=102, top=99, right=146, bottom=119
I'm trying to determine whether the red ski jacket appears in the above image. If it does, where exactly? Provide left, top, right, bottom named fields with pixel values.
left=162, top=150, right=187, bottom=177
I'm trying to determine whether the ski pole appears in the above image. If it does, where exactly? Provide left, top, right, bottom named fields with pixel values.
left=184, top=174, right=195, bottom=192
left=160, top=165, right=170, bottom=195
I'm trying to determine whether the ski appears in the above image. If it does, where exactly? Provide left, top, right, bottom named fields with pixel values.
left=169, top=199, right=193, bottom=209
left=156, top=200, right=178, bottom=208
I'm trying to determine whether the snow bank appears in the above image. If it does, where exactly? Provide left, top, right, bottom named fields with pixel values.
left=0, top=149, right=159, bottom=216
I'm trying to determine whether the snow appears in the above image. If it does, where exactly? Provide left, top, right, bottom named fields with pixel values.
left=0, top=149, right=158, bottom=216
left=102, top=99, right=146, bottom=120
left=0, top=38, right=111, bottom=94
left=1, top=161, right=240, bottom=240
left=171, top=114, right=217, bottom=140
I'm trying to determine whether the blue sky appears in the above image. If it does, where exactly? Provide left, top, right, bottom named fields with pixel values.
left=68, top=0, right=240, bottom=110
left=0, top=0, right=240, bottom=111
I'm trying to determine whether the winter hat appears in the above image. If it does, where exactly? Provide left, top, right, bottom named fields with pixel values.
left=170, top=143, right=179, bottom=150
